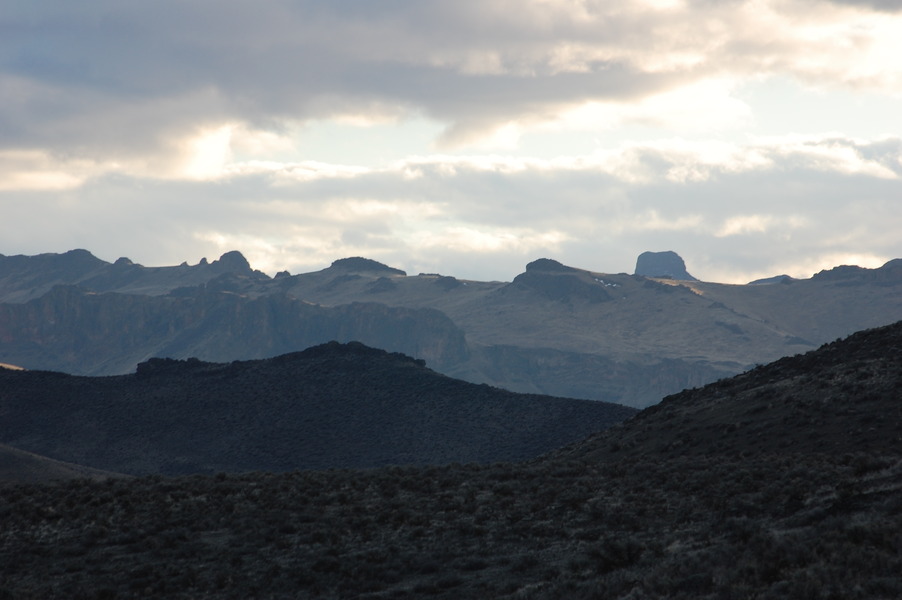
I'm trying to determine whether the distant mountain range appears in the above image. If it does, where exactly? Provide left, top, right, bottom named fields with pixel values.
left=0, top=342, right=636, bottom=476
left=1, top=248, right=901, bottom=407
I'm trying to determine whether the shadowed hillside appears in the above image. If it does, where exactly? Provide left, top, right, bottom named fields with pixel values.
left=554, top=319, right=902, bottom=463
left=0, top=342, right=636, bottom=476
left=0, top=444, right=124, bottom=488
left=1, top=322, right=901, bottom=598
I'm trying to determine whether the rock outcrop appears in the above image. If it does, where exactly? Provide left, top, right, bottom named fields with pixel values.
left=634, top=251, right=697, bottom=281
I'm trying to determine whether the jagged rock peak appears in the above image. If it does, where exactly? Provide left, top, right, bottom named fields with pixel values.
left=524, top=258, right=580, bottom=273
left=634, top=251, right=697, bottom=281
left=211, top=250, right=251, bottom=271
left=330, top=257, right=406, bottom=276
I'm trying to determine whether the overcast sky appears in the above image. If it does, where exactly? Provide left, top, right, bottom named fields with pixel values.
left=2, top=0, right=901, bottom=283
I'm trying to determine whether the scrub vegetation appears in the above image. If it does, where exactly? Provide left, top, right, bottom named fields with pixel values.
left=1, top=321, right=901, bottom=599
left=2, top=454, right=901, bottom=599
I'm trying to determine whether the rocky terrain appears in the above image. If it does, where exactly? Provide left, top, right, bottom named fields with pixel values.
left=1, top=249, right=900, bottom=407
left=634, top=250, right=697, bottom=280
left=1, top=321, right=900, bottom=599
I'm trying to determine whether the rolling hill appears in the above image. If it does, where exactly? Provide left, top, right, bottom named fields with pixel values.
left=554, top=318, right=902, bottom=462
left=0, top=341, right=636, bottom=476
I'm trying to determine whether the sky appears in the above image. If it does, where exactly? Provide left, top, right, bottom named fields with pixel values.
left=1, top=0, right=901, bottom=284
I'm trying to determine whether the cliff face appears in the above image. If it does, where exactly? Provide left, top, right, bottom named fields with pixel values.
left=634, top=250, right=697, bottom=280
left=0, top=285, right=469, bottom=375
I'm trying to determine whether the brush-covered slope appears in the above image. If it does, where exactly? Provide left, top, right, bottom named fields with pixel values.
left=0, top=342, right=636, bottom=476
left=2, top=323, right=902, bottom=599
left=0, top=443, right=124, bottom=488
left=556, top=319, right=902, bottom=463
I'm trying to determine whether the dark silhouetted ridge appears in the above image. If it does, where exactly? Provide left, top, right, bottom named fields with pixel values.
left=0, top=342, right=636, bottom=475
left=556, top=319, right=902, bottom=463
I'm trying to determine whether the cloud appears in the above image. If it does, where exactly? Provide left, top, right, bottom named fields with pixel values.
left=4, top=0, right=901, bottom=167
left=1, top=134, right=898, bottom=284
left=2, top=1, right=900, bottom=286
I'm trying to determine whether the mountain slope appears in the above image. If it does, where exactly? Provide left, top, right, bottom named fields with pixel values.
left=0, top=443, right=124, bottom=487
left=554, top=319, right=902, bottom=463
left=0, top=284, right=469, bottom=375
left=2, top=322, right=901, bottom=599
left=0, top=342, right=637, bottom=475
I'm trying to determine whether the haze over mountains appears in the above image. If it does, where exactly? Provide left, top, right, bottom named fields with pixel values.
left=1, top=248, right=901, bottom=407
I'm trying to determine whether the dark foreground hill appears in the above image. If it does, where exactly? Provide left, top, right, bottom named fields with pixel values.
left=556, top=318, right=902, bottom=463
left=2, top=323, right=901, bottom=598
left=0, top=342, right=636, bottom=476
left=0, top=443, right=124, bottom=488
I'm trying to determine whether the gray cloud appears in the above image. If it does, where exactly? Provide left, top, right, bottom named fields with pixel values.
left=2, top=1, right=899, bottom=283
left=2, top=136, right=898, bottom=283
left=826, top=0, right=902, bottom=11
left=4, top=0, right=894, bottom=158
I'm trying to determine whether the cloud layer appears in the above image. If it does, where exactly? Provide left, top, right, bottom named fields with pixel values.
left=1, top=0, right=900, bottom=282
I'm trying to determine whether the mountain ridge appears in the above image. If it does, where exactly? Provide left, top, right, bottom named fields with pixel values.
left=2, top=248, right=901, bottom=407
left=553, top=319, right=902, bottom=463
left=0, top=341, right=637, bottom=476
